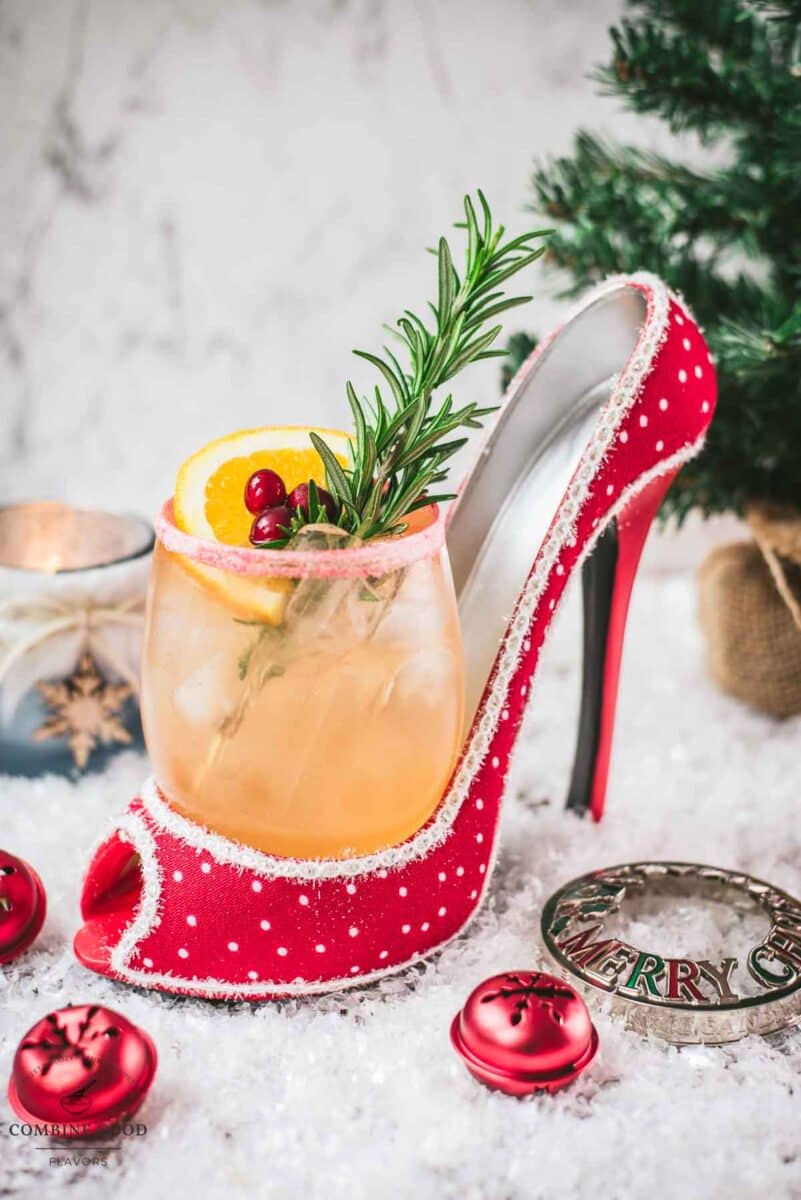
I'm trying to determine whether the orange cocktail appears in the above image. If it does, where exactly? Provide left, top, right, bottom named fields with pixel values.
left=142, top=500, right=464, bottom=859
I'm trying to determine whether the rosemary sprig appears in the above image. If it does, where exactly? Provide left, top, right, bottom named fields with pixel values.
left=290, top=192, right=549, bottom=543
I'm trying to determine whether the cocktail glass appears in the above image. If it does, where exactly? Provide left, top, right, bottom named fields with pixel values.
left=142, top=502, right=464, bottom=859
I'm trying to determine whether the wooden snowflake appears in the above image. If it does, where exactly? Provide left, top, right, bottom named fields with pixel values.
left=33, top=653, right=133, bottom=769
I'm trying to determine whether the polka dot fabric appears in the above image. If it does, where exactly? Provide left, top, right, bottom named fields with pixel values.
left=77, top=777, right=497, bottom=998
left=75, top=273, right=716, bottom=1000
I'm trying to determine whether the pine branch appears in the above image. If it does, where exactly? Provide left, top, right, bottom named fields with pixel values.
left=521, top=0, right=801, bottom=522
left=596, top=2, right=801, bottom=152
left=501, top=332, right=538, bottom=390
left=535, top=133, right=777, bottom=250
left=622, top=0, right=777, bottom=59
left=530, top=133, right=770, bottom=330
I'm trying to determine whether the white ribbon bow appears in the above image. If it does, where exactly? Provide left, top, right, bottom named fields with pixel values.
left=0, top=596, right=145, bottom=717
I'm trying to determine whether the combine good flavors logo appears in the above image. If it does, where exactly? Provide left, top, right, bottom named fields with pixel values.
left=0, top=1120, right=147, bottom=1168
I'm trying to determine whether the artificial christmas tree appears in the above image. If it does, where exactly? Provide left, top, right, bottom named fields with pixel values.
left=510, top=0, right=801, bottom=714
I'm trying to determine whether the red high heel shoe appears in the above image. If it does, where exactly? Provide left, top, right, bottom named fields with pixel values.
left=74, top=272, right=715, bottom=998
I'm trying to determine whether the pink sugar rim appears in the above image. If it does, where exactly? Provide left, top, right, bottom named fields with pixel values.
left=155, top=499, right=446, bottom=579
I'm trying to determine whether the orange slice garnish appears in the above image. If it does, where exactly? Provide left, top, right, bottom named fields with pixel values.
left=172, top=425, right=351, bottom=623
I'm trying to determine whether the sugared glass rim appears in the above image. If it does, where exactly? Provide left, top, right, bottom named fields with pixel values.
left=155, top=499, right=447, bottom=578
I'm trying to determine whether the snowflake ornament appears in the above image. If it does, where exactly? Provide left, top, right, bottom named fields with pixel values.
left=33, top=653, right=133, bottom=769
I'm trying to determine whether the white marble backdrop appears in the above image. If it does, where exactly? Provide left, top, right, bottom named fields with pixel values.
left=0, top=0, right=633, bottom=517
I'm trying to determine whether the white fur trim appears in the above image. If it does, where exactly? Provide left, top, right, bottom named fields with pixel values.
left=109, top=800, right=498, bottom=998
left=109, top=806, right=163, bottom=978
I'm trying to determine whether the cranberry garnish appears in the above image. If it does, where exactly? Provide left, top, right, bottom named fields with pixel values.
left=249, top=506, right=293, bottom=545
left=245, top=469, right=287, bottom=515
left=287, top=481, right=338, bottom=522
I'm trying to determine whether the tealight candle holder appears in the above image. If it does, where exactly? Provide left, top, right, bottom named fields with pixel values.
left=0, top=502, right=153, bottom=776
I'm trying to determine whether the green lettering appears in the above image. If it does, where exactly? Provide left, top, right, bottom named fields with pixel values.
left=620, top=951, right=666, bottom=999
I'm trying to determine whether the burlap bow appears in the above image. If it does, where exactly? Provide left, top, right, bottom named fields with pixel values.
left=699, top=502, right=801, bottom=718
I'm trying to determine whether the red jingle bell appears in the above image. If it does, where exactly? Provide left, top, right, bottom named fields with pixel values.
left=451, top=970, right=598, bottom=1097
left=8, top=1004, right=157, bottom=1136
left=0, top=850, right=46, bottom=965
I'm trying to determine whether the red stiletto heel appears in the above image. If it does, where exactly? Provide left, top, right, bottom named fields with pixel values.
left=566, top=467, right=680, bottom=821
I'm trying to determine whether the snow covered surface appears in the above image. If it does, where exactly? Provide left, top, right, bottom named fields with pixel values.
left=2, top=573, right=800, bottom=1200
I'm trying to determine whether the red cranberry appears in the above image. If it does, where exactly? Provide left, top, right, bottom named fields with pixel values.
left=249, top=506, right=293, bottom=544
left=287, top=481, right=338, bottom=522
left=245, top=469, right=287, bottom=515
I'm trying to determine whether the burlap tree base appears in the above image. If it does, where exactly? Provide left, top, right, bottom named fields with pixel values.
left=699, top=504, right=801, bottom=718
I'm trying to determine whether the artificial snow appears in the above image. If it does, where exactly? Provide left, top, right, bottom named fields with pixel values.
left=1, top=572, right=799, bottom=1199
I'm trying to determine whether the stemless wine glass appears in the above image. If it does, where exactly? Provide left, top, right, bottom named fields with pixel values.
left=142, top=501, right=465, bottom=859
